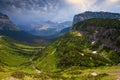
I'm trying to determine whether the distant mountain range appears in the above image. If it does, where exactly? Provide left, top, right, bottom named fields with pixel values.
left=18, top=11, right=120, bottom=40
left=73, top=11, right=120, bottom=24
left=0, top=12, right=48, bottom=45
left=19, top=21, right=72, bottom=40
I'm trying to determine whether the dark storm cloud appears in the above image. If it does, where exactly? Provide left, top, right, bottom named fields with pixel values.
left=0, top=0, right=64, bottom=24
left=0, top=0, right=62, bottom=11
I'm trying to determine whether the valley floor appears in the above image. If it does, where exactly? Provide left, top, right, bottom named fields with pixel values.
left=0, top=65, right=120, bottom=80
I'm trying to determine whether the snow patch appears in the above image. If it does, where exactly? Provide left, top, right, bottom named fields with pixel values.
left=92, top=51, right=97, bottom=54
left=36, top=69, right=41, bottom=74
left=77, top=33, right=82, bottom=36
left=0, top=36, right=2, bottom=38
left=81, top=53, right=84, bottom=56
left=91, top=41, right=95, bottom=44
left=91, top=72, right=98, bottom=77
left=38, top=25, right=49, bottom=30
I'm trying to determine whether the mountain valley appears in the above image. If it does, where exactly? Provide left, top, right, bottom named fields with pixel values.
left=0, top=12, right=120, bottom=80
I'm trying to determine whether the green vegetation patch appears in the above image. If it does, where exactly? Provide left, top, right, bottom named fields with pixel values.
left=73, top=18, right=120, bottom=29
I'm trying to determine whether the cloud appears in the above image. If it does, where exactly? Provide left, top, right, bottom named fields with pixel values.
left=0, top=0, right=120, bottom=25
left=52, top=0, right=96, bottom=22
left=66, top=1, right=93, bottom=11
left=108, top=0, right=119, bottom=3
left=66, top=0, right=84, bottom=4
left=38, top=26, right=49, bottom=30
left=92, top=0, right=120, bottom=12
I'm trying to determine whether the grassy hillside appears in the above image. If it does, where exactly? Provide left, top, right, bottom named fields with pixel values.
left=0, top=36, right=47, bottom=80
left=0, top=30, right=49, bottom=46
left=0, top=36, right=40, bottom=67
left=35, top=18, right=120, bottom=72
left=35, top=32, right=120, bottom=72
left=0, top=65, right=120, bottom=80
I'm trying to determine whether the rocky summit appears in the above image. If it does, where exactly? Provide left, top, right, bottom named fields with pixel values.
left=73, top=11, right=120, bottom=25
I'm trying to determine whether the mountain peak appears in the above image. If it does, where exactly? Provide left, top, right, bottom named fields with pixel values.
left=73, top=11, right=120, bottom=25
left=0, top=12, right=20, bottom=31
left=0, top=12, right=9, bottom=19
left=0, top=12, right=10, bottom=23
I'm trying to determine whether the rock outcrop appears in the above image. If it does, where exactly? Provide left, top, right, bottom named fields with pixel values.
left=0, top=12, right=20, bottom=31
left=0, top=13, right=9, bottom=23
left=73, top=18, right=120, bottom=52
left=73, top=11, right=120, bottom=25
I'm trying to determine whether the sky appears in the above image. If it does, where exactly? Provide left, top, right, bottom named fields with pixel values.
left=0, top=0, right=120, bottom=25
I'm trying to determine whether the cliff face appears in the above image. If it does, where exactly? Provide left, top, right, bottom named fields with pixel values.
left=73, top=18, right=120, bottom=52
left=0, top=12, right=20, bottom=31
left=73, top=11, right=120, bottom=25
left=0, top=13, right=9, bottom=23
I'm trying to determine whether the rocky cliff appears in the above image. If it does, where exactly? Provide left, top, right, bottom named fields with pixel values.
left=0, top=13, right=9, bottom=23
left=73, top=18, right=120, bottom=52
left=73, top=11, right=120, bottom=25
left=0, top=12, right=20, bottom=31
